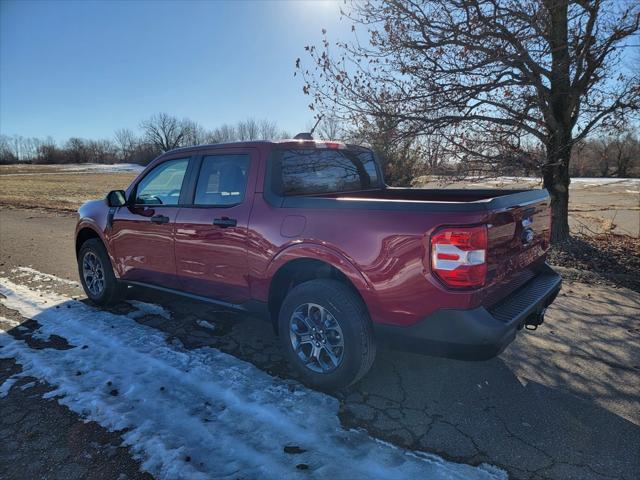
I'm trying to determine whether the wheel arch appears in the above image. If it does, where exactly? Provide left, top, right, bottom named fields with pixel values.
left=75, top=223, right=120, bottom=279
left=75, top=226, right=103, bottom=255
left=266, top=247, right=372, bottom=334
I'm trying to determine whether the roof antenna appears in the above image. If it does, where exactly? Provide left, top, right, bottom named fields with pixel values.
left=294, top=114, right=324, bottom=140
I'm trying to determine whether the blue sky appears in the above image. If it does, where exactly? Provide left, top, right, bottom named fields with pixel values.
left=0, top=0, right=348, bottom=141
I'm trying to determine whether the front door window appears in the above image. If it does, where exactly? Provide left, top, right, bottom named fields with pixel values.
left=135, top=158, right=189, bottom=205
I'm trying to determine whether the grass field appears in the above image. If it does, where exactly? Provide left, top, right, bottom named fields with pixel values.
left=1, top=164, right=638, bottom=236
left=0, top=165, right=138, bottom=211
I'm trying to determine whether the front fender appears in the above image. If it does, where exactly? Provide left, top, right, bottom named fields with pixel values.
left=75, top=200, right=119, bottom=277
left=75, top=218, right=108, bottom=246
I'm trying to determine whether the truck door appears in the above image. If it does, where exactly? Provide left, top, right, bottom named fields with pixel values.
left=110, top=157, right=191, bottom=289
left=173, top=148, right=258, bottom=304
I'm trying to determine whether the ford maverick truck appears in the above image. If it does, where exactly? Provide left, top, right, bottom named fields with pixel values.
left=75, top=139, right=561, bottom=389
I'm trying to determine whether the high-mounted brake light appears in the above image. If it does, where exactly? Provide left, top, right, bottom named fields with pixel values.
left=320, top=142, right=345, bottom=150
left=430, top=225, right=488, bottom=288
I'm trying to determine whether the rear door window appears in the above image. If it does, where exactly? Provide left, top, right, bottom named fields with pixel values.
left=194, top=154, right=250, bottom=206
left=273, top=149, right=379, bottom=195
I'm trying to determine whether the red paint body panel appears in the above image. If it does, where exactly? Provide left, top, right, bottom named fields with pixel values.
left=173, top=147, right=260, bottom=303
left=76, top=140, right=552, bottom=329
left=111, top=205, right=181, bottom=289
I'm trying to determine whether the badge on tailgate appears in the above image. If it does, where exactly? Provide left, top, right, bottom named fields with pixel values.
left=521, top=216, right=535, bottom=246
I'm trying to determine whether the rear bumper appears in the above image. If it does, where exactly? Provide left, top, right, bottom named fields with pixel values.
left=373, top=264, right=562, bottom=360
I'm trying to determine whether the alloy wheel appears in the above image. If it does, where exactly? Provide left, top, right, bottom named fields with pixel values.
left=289, top=303, right=345, bottom=373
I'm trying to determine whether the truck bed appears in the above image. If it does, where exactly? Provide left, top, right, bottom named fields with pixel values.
left=273, top=187, right=549, bottom=212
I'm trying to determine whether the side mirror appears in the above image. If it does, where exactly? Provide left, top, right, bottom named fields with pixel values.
left=106, top=190, right=127, bottom=207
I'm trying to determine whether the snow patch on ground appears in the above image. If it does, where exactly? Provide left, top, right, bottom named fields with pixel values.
left=0, top=315, right=21, bottom=328
left=415, top=175, right=639, bottom=189
left=0, top=163, right=145, bottom=176
left=472, top=177, right=640, bottom=188
left=0, top=376, right=18, bottom=398
left=570, top=177, right=639, bottom=186
left=0, top=275, right=505, bottom=480
left=59, top=163, right=145, bottom=173
left=196, top=320, right=216, bottom=331
left=11, top=266, right=79, bottom=287
left=127, top=300, right=172, bottom=320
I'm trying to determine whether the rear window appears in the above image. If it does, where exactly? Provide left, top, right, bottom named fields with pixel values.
left=272, top=148, right=380, bottom=196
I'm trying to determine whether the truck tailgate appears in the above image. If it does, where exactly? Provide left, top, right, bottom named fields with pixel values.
left=483, top=193, right=552, bottom=303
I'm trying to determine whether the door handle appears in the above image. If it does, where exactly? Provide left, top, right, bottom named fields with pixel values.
left=213, top=217, right=237, bottom=228
left=150, top=215, right=170, bottom=224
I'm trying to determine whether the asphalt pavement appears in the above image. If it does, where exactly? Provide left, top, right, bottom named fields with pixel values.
left=1, top=206, right=639, bottom=480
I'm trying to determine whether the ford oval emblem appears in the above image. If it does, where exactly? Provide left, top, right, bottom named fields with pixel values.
left=522, top=228, right=535, bottom=245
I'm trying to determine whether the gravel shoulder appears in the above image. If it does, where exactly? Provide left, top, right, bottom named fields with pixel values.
left=0, top=207, right=639, bottom=480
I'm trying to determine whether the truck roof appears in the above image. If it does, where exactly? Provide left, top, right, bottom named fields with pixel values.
left=167, top=139, right=369, bottom=155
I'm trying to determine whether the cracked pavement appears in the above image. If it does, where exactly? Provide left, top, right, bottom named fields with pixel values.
left=1, top=207, right=639, bottom=480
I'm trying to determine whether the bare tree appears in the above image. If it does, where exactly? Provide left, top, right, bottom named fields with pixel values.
left=421, top=132, right=448, bottom=174
left=182, top=119, right=208, bottom=146
left=317, top=115, right=346, bottom=141
left=351, top=113, right=426, bottom=185
left=208, top=123, right=238, bottom=143
left=258, top=119, right=280, bottom=140
left=0, top=135, right=17, bottom=164
left=608, top=131, right=638, bottom=178
left=237, top=118, right=260, bottom=141
left=571, top=127, right=640, bottom=176
left=0, top=134, right=45, bottom=162
left=114, top=128, right=137, bottom=162
left=300, top=0, right=640, bottom=242
left=140, top=112, right=189, bottom=152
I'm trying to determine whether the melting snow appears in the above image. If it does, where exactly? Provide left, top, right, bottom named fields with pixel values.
left=11, top=266, right=80, bottom=287
left=0, top=163, right=145, bottom=176
left=127, top=299, right=172, bottom=320
left=0, top=275, right=506, bottom=480
left=196, top=320, right=217, bottom=331
left=0, top=375, right=18, bottom=397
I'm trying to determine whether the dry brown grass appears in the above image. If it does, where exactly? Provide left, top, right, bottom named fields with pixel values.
left=0, top=171, right=137, bottom=211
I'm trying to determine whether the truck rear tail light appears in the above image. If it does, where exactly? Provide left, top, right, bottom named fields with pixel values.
left=431, top=225, right=488, bottom=288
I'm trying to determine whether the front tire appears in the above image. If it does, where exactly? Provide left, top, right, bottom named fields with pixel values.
left=278, top=279, right=376, bottom=390
left=77, top=238, right=125, bottom=305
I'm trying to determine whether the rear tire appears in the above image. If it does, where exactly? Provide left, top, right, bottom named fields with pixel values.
left=278, top=279, right=376, bottom=390
left=77, top=238, right=126, bottom=305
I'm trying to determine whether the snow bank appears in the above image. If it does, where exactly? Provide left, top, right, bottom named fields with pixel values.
left=0, top=276, right=505, bottom=480
left=415, top=175, right=639, bottom=188
left=59, top=163, right=145, bottom=173
left=0, top=163, right=145, bottom=176
left=470, top=177, right=639, bottom=187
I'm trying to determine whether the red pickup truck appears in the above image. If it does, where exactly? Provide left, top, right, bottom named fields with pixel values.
left=75, top=139, right=561, bottom=389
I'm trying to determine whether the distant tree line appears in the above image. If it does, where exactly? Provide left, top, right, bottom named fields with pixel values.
left=0, top=113, right=290, bottom=166
left=315, top=115, right=640, bottom=182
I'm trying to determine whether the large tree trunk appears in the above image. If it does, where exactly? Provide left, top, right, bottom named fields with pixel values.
left=543, top=135, right=572, bottom=243
left=544, top=0, right=572, bottom=244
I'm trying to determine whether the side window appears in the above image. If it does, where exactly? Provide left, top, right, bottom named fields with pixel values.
left=194, top=154, right=250, bottom=206
left=135, top=158, right=189, bottom=206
